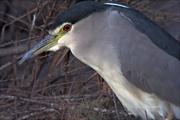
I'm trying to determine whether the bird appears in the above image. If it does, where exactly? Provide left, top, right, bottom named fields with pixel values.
left=19, top=1, right=180, bottom=120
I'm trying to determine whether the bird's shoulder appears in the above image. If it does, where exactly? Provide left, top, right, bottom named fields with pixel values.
left=106, top=2, right=180, bottom=61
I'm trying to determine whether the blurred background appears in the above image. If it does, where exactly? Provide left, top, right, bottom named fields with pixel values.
left=0, top=0, right=180, bottom=120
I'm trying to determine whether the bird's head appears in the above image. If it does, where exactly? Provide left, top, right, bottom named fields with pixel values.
left=19, top=1, right=129, bottom=64
left=18, top=22, right=74, bottom=64
left=19, top=1, right=107, bottom=64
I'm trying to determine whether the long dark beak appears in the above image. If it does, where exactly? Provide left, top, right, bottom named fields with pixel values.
left=19, top=35, right=55, bottom=64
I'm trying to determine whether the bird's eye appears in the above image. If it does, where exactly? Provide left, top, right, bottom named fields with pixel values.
left=62, top=24, right=72, bottom=32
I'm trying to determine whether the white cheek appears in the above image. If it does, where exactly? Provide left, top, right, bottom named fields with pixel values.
left=48, top=38, right=64, bottom=51
left=58, top=33, right=72, bottom=47
left=48, top=45, right=60, bottom=51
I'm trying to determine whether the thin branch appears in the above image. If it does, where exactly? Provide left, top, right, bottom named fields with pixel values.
left=17, top=107, right=57, bottom=120
left=0, top=45, right=28, bottom=57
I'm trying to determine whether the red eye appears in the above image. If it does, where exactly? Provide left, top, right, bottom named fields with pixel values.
left=63, top=24, right=72, bottom=32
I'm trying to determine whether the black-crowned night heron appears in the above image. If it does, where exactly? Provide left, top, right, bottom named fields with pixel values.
left=19, top=1, right=180, bottom=120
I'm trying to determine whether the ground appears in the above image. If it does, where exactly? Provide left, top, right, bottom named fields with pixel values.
left=0, top=0, right=180, bottom=120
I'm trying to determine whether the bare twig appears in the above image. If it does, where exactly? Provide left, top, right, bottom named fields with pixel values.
left=0, top=62, right=12, bottom=71
left=17, top=107, right=57, bottom=120
left=0, top=1, right=49, bottom=42
left=113, top=93, right=121, bottom=120
left=0, top=45, right=28, bottom=57
left=0, top=35, right=41, bottom=48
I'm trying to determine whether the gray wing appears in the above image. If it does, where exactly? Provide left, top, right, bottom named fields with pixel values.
left=113, top=6, right=180, bottom=105
left=115, top=6, right=180, bottom=61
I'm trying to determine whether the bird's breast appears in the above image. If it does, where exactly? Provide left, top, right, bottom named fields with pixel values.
left=96, top=67, right=170, bottom=120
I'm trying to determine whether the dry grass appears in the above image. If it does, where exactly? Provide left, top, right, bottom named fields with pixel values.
left=0, top=0, right=179, bottom=120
